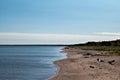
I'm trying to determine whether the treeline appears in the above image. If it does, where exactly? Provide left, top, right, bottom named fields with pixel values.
left=73, top=39, right=120, bottom=46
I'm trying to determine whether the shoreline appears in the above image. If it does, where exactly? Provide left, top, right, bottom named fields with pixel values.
left=48, top=63, right=61, bottom=80
left=48, top=48, right=67, bottom=80
left=50, top=47, right=120, bottom=80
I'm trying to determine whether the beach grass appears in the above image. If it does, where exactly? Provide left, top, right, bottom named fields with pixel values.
left=69, top=39, right=120, bottom=56
left=71, top=46, right=120, bottom=56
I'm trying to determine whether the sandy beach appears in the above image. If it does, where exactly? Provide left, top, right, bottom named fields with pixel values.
left=50, top=47, right=120, bottom=80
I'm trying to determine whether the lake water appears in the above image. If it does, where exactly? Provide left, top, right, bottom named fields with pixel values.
left=0, top=46, right=66, bottom=80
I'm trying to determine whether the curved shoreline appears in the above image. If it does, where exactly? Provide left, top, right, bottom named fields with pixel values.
left=49, top=48, right=67, bottom=80
left=48, top=62, right=60, bottom=80
left=50, top=47, right=120, bottom=80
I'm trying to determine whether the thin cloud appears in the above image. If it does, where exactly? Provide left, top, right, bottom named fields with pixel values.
left=0, top=32, right=119, bottom=44
left=96, top=32, right=120, bottom=36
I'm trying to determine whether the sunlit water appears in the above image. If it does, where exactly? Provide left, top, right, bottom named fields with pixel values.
left=0, top=46, right=66, bottom=80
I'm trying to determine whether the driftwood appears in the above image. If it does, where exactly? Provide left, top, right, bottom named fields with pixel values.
left=108, top=60, right=115, bottom=65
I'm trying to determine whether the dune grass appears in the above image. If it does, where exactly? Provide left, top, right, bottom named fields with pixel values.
left=72, top=46, right=120, bottom=56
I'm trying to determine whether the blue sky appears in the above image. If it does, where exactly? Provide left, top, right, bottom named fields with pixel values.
left=0, top=0, right=120, bottom=44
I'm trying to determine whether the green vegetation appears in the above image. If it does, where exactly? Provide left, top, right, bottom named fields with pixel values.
left=69, top=39, right=120, bottom=55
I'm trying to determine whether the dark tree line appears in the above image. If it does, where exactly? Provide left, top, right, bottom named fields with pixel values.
left=74, top=39, right=120, bottom=46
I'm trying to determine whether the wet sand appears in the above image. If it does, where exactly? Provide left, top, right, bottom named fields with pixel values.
left=50, top=47, right=120, bottom=80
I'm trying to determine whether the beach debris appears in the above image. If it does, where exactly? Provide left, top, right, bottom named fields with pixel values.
left=97, top=58, right=101, bottom=62
left=97, top=58, right=104, bottom=62
left=100, top=60, right=104, bottom=62
left=108, top=60, right=115, bottom=65
left=86, top=53, right=91, bottom=55
left=99, top=67, right=102, bottom=69
left=83, top=53, right=92, bottom=56
left=90, top=66, right=95, bottom=68
left=83, top=53, right=92, bottom=58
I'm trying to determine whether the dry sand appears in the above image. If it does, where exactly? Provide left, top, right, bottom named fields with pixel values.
left=50, top=47, right=120, bottom=80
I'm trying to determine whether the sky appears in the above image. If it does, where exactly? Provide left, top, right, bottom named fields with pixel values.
left=0, top=0, right=120, bottom=44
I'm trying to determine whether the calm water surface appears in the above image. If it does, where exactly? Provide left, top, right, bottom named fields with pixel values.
left=0, top=46, right=66, bottom=80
